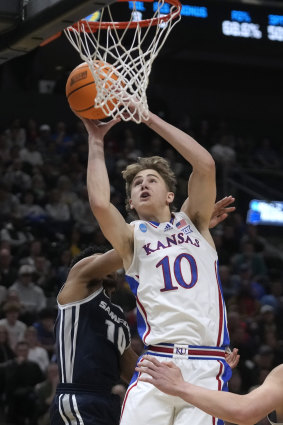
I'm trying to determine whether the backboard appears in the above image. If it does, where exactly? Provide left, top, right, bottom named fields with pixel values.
left=0, top=0, right=116, bottom=64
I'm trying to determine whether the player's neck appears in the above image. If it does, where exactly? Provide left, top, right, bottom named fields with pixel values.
left=138, top=210, right=172, bottom=224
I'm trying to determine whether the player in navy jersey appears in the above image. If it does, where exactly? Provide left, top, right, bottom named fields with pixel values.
left=50, top=248, right=138, bottom=425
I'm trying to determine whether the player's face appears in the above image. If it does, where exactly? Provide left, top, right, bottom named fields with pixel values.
left=129, top=169, right=174, bottom=219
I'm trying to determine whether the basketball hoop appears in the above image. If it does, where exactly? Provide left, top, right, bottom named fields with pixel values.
left=64, top=0, right=181, bottom=123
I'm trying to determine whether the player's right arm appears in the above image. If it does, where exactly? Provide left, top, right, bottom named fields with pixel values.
left=136, top=357, right=283, bottom=425
left=83, top=118, right=134, bottom=267
left=142, top=112, right=216, bottom=239
left=58, top=249, right=123, bottom=304
left=120, top=346, right=138, bottom=384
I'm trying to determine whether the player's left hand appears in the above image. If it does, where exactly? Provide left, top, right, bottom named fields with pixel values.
left=225, top=348, right=240, bottom=369
left=209, top=196, right=236, bottom=229
left=81, top=117, right=121, bottom=141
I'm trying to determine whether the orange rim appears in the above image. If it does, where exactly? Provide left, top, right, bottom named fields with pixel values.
left=70, top=0, right=181, bottom=31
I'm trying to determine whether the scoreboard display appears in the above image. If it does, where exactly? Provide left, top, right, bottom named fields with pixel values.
left=125, top=0, right=283, bottom=64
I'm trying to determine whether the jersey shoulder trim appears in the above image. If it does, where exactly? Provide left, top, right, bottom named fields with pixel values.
left=57, top=286, right=103, bottom=310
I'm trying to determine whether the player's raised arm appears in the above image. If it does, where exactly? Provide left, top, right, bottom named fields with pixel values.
left=83, top=118, right=134, bottom=264
left=58, top=249, right=123, bottom=304
left=142, top=112, right=216, bottom=235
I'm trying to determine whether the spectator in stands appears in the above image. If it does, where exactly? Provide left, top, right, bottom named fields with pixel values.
left=0, top=182, right=20, bottom=222
left=0, top=247, right=18, bottom=289
left=3, top=340, right=44, bottom=425
left=0, top=325, right=15, bottom=406
left=0, top=325, right=15, bottom=363
left=9, top=264, right=47, bottom=324
left=210, top=134, right=236, bottom=167
left=54, top=249, right=72, bottom=288
left=31, top=172, right=47, bottom=205
left=19, top=139, right=44, bottom=167
left=257, top=305, right=278, bottom=342
left=26, top=118, right=39, bottom=144
left=232, top=241, right=267, bottom=278
left=33, top=308, right=56, bottom=358
left=45, top=188, right=72, bottom=236
left=0, top=302, right=27, bottom=351
left=34, top=362, right=59, bottom=425
left=25, top=326, right=50, bottom=373
left=70, top=186, right=100, bottom=236
left=254, top=137, right=281, bottom=169
left=20, top=240, right=46, bottom=267
left=18, top=191, right=48, bottom=226
left=241, top=224, right=283, bottom=262
left=52, top=120, right=73, bottom=154
left=4, top=118, right=26, bottom=148
left=218, top=264, right=240, bottom=300
left=33, top=255, right=53, bottom=296
left=3, top=158, right=32, bottom=192
left=69, top=227, right=82, bottom=257
left=38, top=124, right=52, bottom=146
left=56, top=175, right=78, bottom=206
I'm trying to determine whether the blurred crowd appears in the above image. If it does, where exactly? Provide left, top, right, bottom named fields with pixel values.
left=0, top=114, right=282, bottom=425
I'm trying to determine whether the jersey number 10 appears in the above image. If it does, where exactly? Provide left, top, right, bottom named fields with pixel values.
left=157, top=254, right=198, bottom=292
left=105, top=319, right=127, bottom=354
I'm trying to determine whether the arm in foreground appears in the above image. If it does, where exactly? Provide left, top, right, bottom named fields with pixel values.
left=136, top=356, right=283, bottom=425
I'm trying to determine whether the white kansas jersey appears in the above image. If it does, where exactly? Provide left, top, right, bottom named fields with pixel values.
left=125, top=211, right=229, bottom=348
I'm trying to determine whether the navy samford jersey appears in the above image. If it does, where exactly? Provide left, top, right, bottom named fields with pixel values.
left=55, top=287, right=131, bottom=391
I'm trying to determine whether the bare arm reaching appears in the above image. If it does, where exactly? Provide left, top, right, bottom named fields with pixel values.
left=58, top=249, right=123, bottom=304
left=143, top=112, right=216, bottom=234
left=136, top=356, right=283, bottom=425
left=83, top=118, right=134, bottom=265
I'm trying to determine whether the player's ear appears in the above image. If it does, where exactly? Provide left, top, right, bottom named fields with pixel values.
left=167, top=192, right=174, bottom=205
left=129, top=198, right=135, bottom=210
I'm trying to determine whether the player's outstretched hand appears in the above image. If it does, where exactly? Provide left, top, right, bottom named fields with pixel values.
left=135, top=355, right=185, bottom=396
left=209, top=196, right=236, bottom=229
left=225, top=348, right=240, bottom=369
left=71, top=108, right=120, bottom=140
left=81, top=117, right=121, bottom=141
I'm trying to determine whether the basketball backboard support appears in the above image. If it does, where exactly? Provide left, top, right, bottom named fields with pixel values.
left=0, top=0, right=115, bottom=65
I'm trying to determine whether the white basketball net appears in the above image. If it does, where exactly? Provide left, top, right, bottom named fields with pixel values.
left=64, top=0, right=181, bottom=123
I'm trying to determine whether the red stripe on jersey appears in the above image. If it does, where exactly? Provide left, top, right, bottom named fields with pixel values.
left=216, top=360, right=224, bottom=390
left=212, top=360, right=224, bottom=425
left=215, top=261, right=224, bottom=347
left=137, top=296, right=151, bottom=344
left=148, top=345, right=174, bottom=354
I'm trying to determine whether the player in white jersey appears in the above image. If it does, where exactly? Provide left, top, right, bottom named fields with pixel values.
left=82, top=110, right=233, bottom=425
left=136, top=356, right=283, bottom=425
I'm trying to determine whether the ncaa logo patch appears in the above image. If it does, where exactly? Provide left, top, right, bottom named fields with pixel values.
left=139, top=223, right=147, bottom=233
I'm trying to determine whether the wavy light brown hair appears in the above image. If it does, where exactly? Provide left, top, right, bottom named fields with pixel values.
left=122, top=156, right=177, bottom=217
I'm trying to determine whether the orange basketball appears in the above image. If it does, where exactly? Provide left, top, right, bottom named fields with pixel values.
left=66, top=60, right=119, bottom=120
